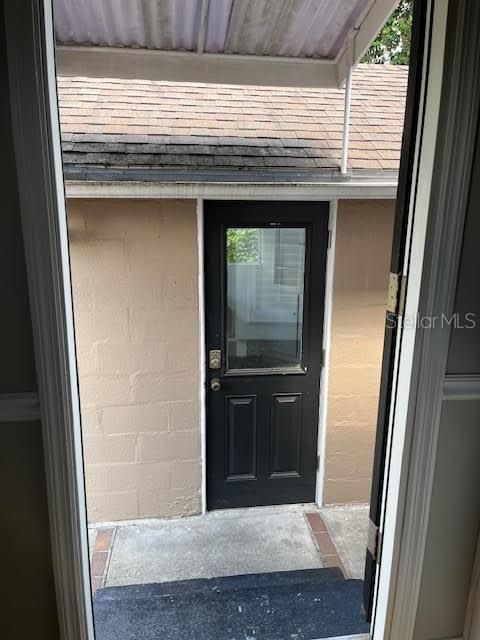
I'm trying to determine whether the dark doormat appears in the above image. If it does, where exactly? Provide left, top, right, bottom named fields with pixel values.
left=94, top=568, right=370, bottom=640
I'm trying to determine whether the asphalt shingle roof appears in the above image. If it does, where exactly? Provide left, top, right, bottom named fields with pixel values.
left=58, top=64, right=408, bottom=179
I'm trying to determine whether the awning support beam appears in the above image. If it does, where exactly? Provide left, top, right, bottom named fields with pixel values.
left=341, top=65, right=353, bottom=174
left=56, top=46, right=338, bottom=88
left=197, top=0, right=210, bottom=54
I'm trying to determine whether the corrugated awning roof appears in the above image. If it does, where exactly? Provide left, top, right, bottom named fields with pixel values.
left=53, top=0, right=399, bottom=88
left=59, top=63, right=407, bottom=182
left=54, top=0, right=369, bottom=60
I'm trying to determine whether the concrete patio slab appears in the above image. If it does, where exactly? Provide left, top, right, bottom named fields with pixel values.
left=104, top=504, right=324, bottom=587
left=320, top=504, right=369, bottom=579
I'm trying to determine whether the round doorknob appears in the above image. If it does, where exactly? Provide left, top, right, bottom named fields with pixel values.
left=210, top=378, right=221, bottom=391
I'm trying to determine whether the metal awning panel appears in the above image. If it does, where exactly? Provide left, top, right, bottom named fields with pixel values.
left=54, top=0, right=370, bottom=60
left=54, top=0, right=397, bottom=87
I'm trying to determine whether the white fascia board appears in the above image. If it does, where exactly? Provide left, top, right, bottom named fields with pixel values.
left=65, top=179, right=397, bottom=200
left=337, top=0, right=399, bottom=86
left=56, top=45, right=338, bottom=88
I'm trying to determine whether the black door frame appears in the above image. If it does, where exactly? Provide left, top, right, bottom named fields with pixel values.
left=203, top=200, right=330, bottom=511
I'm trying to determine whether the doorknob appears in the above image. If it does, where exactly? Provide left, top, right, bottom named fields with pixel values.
left=210, top=378, right=221, bottom=391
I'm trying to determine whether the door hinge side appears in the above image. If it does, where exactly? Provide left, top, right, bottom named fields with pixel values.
left=387, top=272, right=407, bottom=316
left=367, top=518, right=383, bottom=565
left=321, top=348, right=326, bottom=367
left=327, top=229, right=332, bottom=249
left=398, top=274, right=407, bottom=317
left=316, top=454, right=320, bottom=471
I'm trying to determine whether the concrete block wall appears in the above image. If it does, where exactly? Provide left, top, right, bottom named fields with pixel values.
left=68, top=196, right=393, bottom=519
left=68, top=199, right=201, bottom=522
left=324, top=199, right=395, bottom=504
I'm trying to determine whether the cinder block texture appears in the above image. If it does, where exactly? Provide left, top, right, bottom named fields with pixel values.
left=69, top=197, right=394, bottom=516
left=324, top=200, right=395, bottom=505
left=68, top=199, right=201, bottom=521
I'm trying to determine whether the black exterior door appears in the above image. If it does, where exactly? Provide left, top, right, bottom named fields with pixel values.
left=205, top=201, right=329, bottom=510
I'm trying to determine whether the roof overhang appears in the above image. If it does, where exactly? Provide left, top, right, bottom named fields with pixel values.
left=54, top=0, right=398, bottom=88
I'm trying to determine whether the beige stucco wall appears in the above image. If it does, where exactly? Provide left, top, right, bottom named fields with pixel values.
left=68, top=199, right=201, bottom=522
left=68, top=196, right=393, bottom=519
left=324, top=199, right=395, bottom=505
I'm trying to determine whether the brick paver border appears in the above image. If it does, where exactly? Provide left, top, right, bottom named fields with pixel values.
left=305, top=512, right=346, bottom=577
left=90, top=527, right=116, bottom=593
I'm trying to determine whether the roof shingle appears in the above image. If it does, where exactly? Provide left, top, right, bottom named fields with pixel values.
left=58, top=64, right=408, bottom=179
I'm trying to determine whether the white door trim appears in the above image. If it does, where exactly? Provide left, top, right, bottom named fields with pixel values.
left=372, top=1, right=447, bottom=637
left=315, top=199, right=337, bottom=507
left=4, top=1, right=94, bottom=638
left=196, top=198, right=208, bottom=514
left=373, top=0, right=480, bottom=638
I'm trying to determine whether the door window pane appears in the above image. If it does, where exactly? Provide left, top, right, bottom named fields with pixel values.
left=226, top=227, right=306, bottom=370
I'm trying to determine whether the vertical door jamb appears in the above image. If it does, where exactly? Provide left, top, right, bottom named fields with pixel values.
left=364, top=0, right=434, bottom=622
left=373, top=1, right=450, bottom=637
left=315, top=198, right=337, bottom=507
left=196, top=198, right=208, bottom=514
left=4, top=1, right=95, bottom=638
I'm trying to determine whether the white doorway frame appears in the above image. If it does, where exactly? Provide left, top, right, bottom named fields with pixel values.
left=371, top=2, right=449, bottom=637
left=5, top=1, right=465, bottom=639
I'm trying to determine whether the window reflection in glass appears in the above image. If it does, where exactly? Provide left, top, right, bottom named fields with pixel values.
left=226, top=227, right=306, bottom=370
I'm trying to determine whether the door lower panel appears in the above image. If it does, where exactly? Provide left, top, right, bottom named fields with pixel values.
left=269, top=393, right=302, bottom=478
left=226, top=395, right=257, bottom=480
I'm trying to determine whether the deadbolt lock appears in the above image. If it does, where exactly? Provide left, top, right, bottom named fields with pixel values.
left=209, top=349, right=222, bottom=369
left=210, top=378, right=221, bottom=392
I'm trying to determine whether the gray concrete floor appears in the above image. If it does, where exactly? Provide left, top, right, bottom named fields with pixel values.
left=320, top=504, right=369, bottom=579
left=89, top=503, right=369, bottom=587
left=104, top=504, right=324, bottom=587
